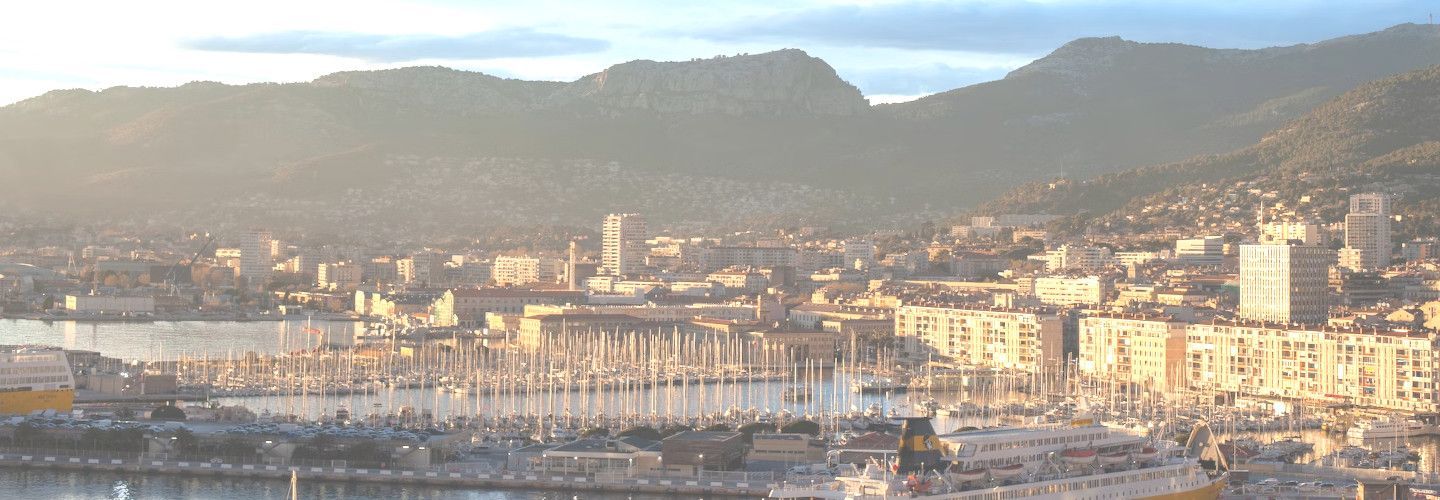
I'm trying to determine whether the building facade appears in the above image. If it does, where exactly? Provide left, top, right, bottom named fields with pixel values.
left=1343, top=192, right=1393, bottom=270
left=602, top=214, right=647, bottom=276
left=1077, top=315, right=1187, bottom=390
left=1186, top=323, right=1437, bottom=412
left=1238, top=244, right=1333, bottom=325
left=1175, top=236, right=1223, bottom=266
left=700, top=246, right=797, bottom=272
left=1033, top=275, right=1112, bottom=306
left=238, top=229, right=272, bottom=288
left=895, top=304, right=1065, bottom=372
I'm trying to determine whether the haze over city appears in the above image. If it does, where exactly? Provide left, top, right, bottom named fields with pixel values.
left=3, top=1, right=1440, bottom=499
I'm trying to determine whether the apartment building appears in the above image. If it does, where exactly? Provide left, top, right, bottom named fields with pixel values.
left=895, top=304, right=1065, bottom=372
left=1077, top=315, right=1187, bottom=390
left=1186, top=323, right=1438, bottom=412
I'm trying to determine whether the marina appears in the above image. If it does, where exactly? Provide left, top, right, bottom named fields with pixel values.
left=9, top=321, right=1440, bottom=498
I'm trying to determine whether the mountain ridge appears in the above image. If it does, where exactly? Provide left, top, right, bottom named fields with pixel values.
left=5, top=24, right=1440, bottom=235
left=979, top=64, right=1440, bottom=239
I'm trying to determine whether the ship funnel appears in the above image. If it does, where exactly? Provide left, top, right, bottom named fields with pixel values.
left=896, top=416, right=943, bottom=473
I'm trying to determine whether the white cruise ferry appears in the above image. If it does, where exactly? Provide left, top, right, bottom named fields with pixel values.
left=771, top=417, right=1225, bottom=499
left=0, top=348, right=76, bottom=415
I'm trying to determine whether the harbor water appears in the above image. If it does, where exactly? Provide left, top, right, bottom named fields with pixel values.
left=0, top=467, right=674, bottom=499
left=0, top=319, right=365, bottom=360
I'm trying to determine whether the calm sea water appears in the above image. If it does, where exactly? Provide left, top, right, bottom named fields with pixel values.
left=0, top=319, right=364, bottom=360
left=0, top=468, right=681, bottom=500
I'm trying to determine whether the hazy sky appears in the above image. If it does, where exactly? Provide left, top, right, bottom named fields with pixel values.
left=0, top=0, right=1432, bottom=105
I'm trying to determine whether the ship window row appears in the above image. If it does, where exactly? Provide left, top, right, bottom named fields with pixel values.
left=0, top=365, right=68, bottom=375
left=1, top=375, right=69, bottom=385
left=5, top=355, right=62, bottom=364
left=961, top=432, right=1107, bottom=453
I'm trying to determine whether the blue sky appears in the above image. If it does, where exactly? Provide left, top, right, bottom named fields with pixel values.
left=0, top=0, right=1432, bottom=105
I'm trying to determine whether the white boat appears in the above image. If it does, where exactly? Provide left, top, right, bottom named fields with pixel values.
left=771, top=461, right=1226, bottom=499
left=770, top=417, right=1227, bottom=499
left=952, top=468, right=987, bottom=482
left=988, top=463, right=1024, bottom=478
left=1099, top=451, right=1130, bottom=465
left=1061, top=449, right=1098, bottom=464
left=1347, top=418, right=1431, bottom=439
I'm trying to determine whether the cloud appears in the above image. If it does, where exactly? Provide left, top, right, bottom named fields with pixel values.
left=184, top=28, right=610, bottom=62
left=696, top=0, right=1429, bottom=54
left=841, top=63, right=1011, bottom=95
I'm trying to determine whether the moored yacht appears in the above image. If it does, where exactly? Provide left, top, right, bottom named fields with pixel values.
left=1347, top=418, right=1432, bottom=439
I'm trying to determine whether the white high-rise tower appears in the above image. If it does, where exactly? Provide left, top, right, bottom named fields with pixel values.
left=602, top=214, right=646, bottom=276
left=238, top=229, right=272, bottom=288
left=1342, top=192, right=1392, bottom=270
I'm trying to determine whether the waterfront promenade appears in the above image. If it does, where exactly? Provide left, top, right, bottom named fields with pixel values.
left=0, top=451, right=775, bottom=496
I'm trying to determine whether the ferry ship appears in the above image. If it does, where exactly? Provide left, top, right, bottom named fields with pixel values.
left=0, top=348, right=76, bottom=415
left=771, top=417, right=1226, bottom=499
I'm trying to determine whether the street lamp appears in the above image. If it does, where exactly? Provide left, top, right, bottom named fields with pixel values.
left=697, top=453, right=704, bottom=478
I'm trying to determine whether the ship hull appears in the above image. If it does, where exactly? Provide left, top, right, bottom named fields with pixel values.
left=0, top=388, right=75, bottom=415
left=1137, top=474, right=1226, bottom=500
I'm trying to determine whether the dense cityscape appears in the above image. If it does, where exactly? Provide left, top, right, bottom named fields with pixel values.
left=7, top=2, right=1440, bottom=500
left=2, top=184, right=1438, bottom=497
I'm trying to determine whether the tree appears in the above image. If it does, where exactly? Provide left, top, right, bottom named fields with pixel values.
left=308, top=434, right=336, bottom=455
left=12, top=422, right=41, bottom=447
left=617, top=426, right=662, bottom=441
left=341, top=441, right=384, bottom=467
left=217, top=437, right=253, bottom=458
left=580, top=427, right=609, bottom=438
left=659, top=424, right=692, bottom=437
left=781, top=420, right=820, bottom=436
left=737, top=422, right=776, bottom=444
left=150, top=405, right=187, bottom=421
left=114, top=407, right=136, bottom=420
left=702, top=423, right=731, bottom=432
left=172, top=428, right=199, bottom=456
left=81, top=428, right=105, bottom=451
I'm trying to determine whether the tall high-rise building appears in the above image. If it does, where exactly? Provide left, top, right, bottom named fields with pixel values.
left=602, top=214, right=646, bottom=276
left=238, top=229, right=272, bottom=288
left=1350, top=192, right=1392, bottom=215
left=1343, top=192, right=1392, bottom=269
left=1238, top=244, right=1333, bottom=324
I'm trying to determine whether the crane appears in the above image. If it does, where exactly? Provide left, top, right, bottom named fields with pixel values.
left=162, top=233, right=217, bottom=293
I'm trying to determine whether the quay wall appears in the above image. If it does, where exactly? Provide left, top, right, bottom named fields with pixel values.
left=0, top=452, right=772, bottom=497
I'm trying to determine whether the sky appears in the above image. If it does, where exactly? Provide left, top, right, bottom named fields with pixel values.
left=0, top=0, right=1433, bottom=106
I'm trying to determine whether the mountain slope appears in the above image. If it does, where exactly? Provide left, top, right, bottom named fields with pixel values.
left=3, top=24, right=1440, bottom=234
left=866, top=23, right=1440, bottom=201
left=980, top=64, right=1440, bottom=239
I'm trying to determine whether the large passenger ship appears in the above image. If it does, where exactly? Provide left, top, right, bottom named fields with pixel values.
left=772, top=417, right=1226, bottom=499
left=0, top=348, right=76, bottom=415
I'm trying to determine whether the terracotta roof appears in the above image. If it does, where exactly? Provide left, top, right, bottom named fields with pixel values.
left=837, top=432, right=898, bottom=451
